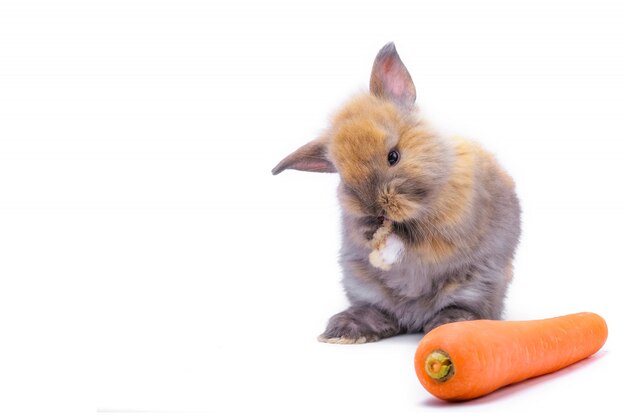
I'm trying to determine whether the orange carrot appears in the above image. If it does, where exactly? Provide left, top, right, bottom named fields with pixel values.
left=414, top=312, right=608, bottom=401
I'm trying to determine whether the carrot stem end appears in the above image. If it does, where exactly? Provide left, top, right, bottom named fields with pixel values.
left=425, top=350, right=453, bottom=381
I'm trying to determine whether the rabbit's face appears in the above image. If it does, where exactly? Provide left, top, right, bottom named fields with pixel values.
left=329, top=94, right=450, bottom=224
left=272, top=43, right=451, bottom=226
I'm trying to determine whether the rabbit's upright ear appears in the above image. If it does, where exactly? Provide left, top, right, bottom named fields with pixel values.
left=370, top=42, right=416, bottom=107
left=272, top=138, right=336, bottom=175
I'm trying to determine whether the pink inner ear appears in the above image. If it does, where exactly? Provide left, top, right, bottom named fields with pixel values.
left=292, top=158, right=336, bottom=173
left=382, top=57, right=407, bottom=98
left=297, top=160, right=326, bottom=171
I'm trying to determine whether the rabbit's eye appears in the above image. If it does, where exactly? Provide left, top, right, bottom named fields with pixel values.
left=387, top=150, right=400, bottom=166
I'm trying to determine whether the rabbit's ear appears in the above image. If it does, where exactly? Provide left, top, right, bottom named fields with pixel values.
left=370, top=42, right=416, bottom=107
left=272, top=138, right=336, bottom=175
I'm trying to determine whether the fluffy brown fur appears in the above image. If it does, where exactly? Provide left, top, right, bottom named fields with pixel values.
left=273, top=43, right=520, bottom=343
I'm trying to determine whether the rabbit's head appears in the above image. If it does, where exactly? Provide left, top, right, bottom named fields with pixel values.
left=273, top=43, right=452, bottom=225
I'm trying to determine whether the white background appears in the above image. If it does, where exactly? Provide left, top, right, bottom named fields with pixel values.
left=1, top=0, right=625, bottom=415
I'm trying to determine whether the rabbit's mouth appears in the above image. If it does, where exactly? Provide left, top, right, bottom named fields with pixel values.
left=361, top=215, right=383, bottom=240
left=363, top=215, right=393, bottom=241
left=366, top=213, right=426, bottom=245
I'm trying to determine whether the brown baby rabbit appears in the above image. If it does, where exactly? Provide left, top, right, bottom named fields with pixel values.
left=272, top=43, right=521, bottom=343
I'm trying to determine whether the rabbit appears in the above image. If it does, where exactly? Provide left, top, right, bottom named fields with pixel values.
left=272, top=42, right=521, bottom=344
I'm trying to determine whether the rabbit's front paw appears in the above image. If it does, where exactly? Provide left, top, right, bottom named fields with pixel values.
left=369, top=233, right=404, bottom=270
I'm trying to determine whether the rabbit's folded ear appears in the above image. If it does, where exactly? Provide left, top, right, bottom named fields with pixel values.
left=370, top=42, right=416, bottom=107
left=272, top=138, right=336, bottom=175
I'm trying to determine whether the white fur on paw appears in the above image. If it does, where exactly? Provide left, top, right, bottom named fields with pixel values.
left=369, top=233, right=404, bottom=270
left=379, top=234, right=404, bottom=264
left=369, top=249, right=391, bottom=271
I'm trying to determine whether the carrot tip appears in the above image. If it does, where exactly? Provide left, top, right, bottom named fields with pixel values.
left=425, top=350, right=454, bottom=382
